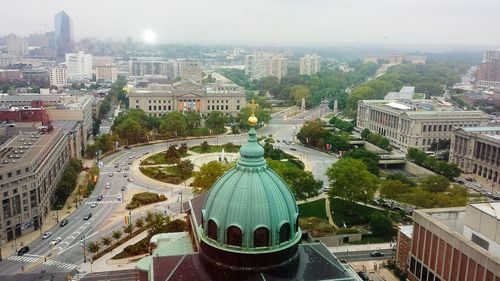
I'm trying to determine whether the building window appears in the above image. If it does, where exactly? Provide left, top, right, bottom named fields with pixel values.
left=136, top=100, right=139, bottom=103
left=149, top=100, right=151, bottom=104
left=168, top=106, right=171, bottom=110
left=279, top=223, right=291, bottom=243
left=153, top=106, right=157, bottom=110
left=227, top=226, right=243, bottom=246
left=253, top=227, right=270, bottom=247
left=225, top=105, right=228, bottom=110
left=136, top=106, right=139, bottom=109
left=236, top=105, right=240, bottom=110
left=471, top=233, right=489, bottom=250
left=207, top=220, right=218, bottom=240
left=423, top=125, right=427, bottom=132
left=148, top=106, right=152, bottom=110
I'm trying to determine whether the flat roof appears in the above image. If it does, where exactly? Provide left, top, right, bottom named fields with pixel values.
left=385, top=102, right=412, bottom=110
left=470, top=202, right=500, bottom=219
left=463, top=127, right=500, bottom=132
left=399, top=225, right=414, bottom=238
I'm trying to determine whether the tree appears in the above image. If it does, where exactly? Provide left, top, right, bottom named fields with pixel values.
left=206, top=111, right=226, bottom=134
left=326, top=158, right=379, bottom=208
left=160, top=112, right=187, bottom=136
left=177, top=160, right=194, bottom=179
left=343, top=148, right=380, bottom=176
left=201, top=141, right=210, bottom=153
left=114, top=118, right=144, bottom=144
left=325, top=133, right=350, bottom=153
left=361, top=128, right=371, bottom=140
left=420, top=175, right=450, bottom=193
left=192, top=161, right=233, bottom=195
left=135, top=218, right=145, bottom=229
left=123, top=224, right=134, bottom=236
left=370, top=213, right=394, bottom=236
left=267, top=159, right=321, bottom=200
left=112, top=230, right=122, bottom=240
left=379, top=180, right=411, bottom=206
left=147, top=212, right=171, bottom=237
left=87, top=241, right=100, bottom=254
left=184, top=110, right=201, bottom=129
left=101, top=236, right=112, bottom=246
left=296, top=119, right=329, bottom=148
left=290, top=85, right=311, bottom=106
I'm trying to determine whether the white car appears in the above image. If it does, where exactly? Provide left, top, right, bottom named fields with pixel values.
left=90, top=202, right=98, bottom=208
left=42, top=232, right=52, bottom=239
left=106, top=182, right=111, bottom=189
left=50, top=237, right=62, bottom=246
left=117, top=194, right=122, bottom=200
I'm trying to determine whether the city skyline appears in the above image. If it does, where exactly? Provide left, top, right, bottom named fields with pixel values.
left=0, top=0, right=500, bottom=46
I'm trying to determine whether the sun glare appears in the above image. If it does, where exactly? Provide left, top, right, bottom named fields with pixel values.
left=142, top=29, right=157, bottom=44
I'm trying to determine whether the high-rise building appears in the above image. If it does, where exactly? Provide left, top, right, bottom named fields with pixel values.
left=95, top=65, right=117, bottom=82
left=299, top=54, right=321, bottom=75
left=7, top=34, right=29, bottom=56
left=180, top=60, right=202, bottom=83
left=65, top=51, right=92, bottom=80
left=49, top=64, right=68, bottom=87
left=54, top=11, right=73, bottom=57
left=245, top=52, right=288, bottom=80
left=475, top=50, right=500, bottom=90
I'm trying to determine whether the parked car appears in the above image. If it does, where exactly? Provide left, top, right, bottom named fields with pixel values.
left=370, top=251, right=384, bottom=257
left=60, top=219, right=68, bottom=227
left=50, top=237, right=62, bottom=246
left=17, top=246, right=29, bottom=256
left=83, top=213, right=92, bottom=220
left=42, top=232, right=52, bottom=239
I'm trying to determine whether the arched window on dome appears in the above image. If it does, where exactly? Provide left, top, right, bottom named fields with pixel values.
left=253, top=227, right=270, bottom=247
left=227, top=226, right=243, bottom=247
left=207, top=219, right=218, bottom=240
left=279, top=223, right=291, bottom=244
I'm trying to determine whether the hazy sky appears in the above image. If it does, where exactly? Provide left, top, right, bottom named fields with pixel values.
left=1, top=0, right=500, bottom=46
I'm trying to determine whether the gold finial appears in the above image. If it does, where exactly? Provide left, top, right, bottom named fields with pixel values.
left=248, top=99, right=258, bottom=126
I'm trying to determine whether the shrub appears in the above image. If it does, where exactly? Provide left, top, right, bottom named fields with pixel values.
left=126, top=192, right=167, bottom=210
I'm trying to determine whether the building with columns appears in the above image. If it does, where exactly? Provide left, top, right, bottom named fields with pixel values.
left=357, top=99, right=490, bottom=151
left=127, top=80, right=246, bottom=117
left=449, top=127, right=500, bottom=185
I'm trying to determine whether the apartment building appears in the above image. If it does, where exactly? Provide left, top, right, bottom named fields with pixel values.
left=65, top=51, right=93, bottom=80
left=405, top=204, right=500, bottom=281
left=245, top=52, right=288, bottom=80
left=0, top=125, right=69, bottom=241
left=6, top=34, right=29, bottom=56
left=127, top=80, right=245, bottom=117
left=357, top=99, right=490, bottom=151
left=449, top=127, right=500, bottom=185
left=95, top=65, right=117, bottom=82
left=299, top=54, right=321, bottom=75
left=179, top=60, right=202, bottom=83
left=49, top=64, right=68, bottom=87
left=128, top=58, right=181, bottom=81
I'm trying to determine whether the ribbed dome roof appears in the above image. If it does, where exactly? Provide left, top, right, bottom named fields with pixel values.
left=200, top=123, right=300, bottom=256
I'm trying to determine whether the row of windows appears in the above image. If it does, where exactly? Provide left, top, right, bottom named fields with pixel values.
left=422, top=123, right=478, bottom=133
left=206, top=219, right=291, bottom=247
left=409, top=257, right=441, bottom=281
left=148, top=100, right=172, bottom=104
left=148, top=105, right=172, bottom=111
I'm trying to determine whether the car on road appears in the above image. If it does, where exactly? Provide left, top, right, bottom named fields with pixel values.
left=290, top=147, right=297, bottom=151
left=108, top=172, right=113, bottom=177
left=117, top=194, right=122, bottom=200
left=121, top=163, right=126, bottom=166
left=59, top=219, right=69, bottom=227
left=123, top=173, right=128, bottom=177
left=50, top=237, right=62, bottom=246
left=127, top=178, right=133, bottom=182
left=114, top=163, right=119, bottom=168
left=370, top=251, right=384, bottom=257
left=129, top=155, right=135, bottom=159
left=42, top=232, right=52, bottom=239
left=90, top=202, right=98, bottom=208
left=121, top=186, right=126, bottom=191
left=17, top=246, right=29, bottom=256
left=106, top=182, right=111, bottom=189
left=144, top=151, right=149, bottom=155
left=117, top=168, right=121, bottom=172
left=96, top=195, right=103, bottom=201
left=83, top=213, right=92, bottom=220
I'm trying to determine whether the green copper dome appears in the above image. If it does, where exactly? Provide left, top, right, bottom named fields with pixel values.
left=200, top=124, right=300, bottom=259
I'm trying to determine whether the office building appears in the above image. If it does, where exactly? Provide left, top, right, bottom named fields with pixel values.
left=135, top=118, right=363, bottom=281
left=127, top=80, right=246, bottom=117
left=405, top=204, right=500, bottom=281
left=54, top=11, right=73, bottom=57
left=65, top=51, right=92, bottom=80
left=179, top=60, right=202, bottom=83
left=95, top=65, right=117, bottom=82
left=449, top=127, right=500, bottom=185
left=299, top=54, right=321, bottom=75
left=0, top=94, right=93, bottom=147
left=49, top=64, right=68, bottom=87
left=6, top=34, right=29, bottom=56
left=245, top=52, right=288, bottom=80
left=0, top=125, right=69, bottom=242
left=356, top=98, right=490, bottom=151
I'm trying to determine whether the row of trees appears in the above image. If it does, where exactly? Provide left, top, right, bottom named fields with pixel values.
left=407, top=148, right=461, bottom=179
left=360, top=129, right=391, bottom=150
left=52, top=159, right=82, bottom=209
left=328, top=117, right=355, bottom=133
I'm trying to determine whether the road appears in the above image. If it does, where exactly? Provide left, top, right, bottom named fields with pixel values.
left=334, top=249, right=394, bottom=261
left=0, top=104, right=337, bottom=280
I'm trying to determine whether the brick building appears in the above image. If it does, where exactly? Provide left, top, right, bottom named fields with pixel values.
left=0, top=107, right=50, bottom=125
left=396, top=225, right=413, bottom=275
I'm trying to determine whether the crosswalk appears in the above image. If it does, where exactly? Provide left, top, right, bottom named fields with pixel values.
left=85, top=200, right=120, bottom=205
left=43, top=259, right=78, bottom=270
left=99, top=171, right=129, bottom=175
left=7, top=255, right=40, bottom=263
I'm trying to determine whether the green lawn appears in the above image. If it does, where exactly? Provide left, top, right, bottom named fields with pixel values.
left=298, top=198, right=327, bottom=220
left=190, top=144, right=240, bottom=154
left=330, top=198, right=402, bottom=227
left=139, top=166, right=185, bottom=184
left=141, top=153, right=171, bottom=165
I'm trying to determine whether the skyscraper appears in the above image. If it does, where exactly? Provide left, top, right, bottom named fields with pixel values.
left=54, top=11, right=73, bottom=57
